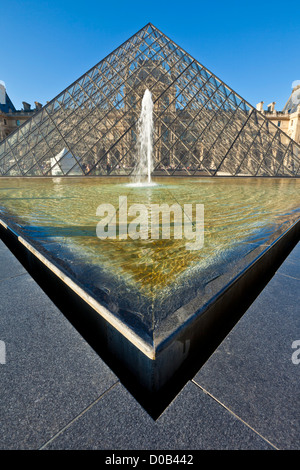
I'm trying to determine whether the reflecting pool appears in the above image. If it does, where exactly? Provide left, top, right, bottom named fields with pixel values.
left=0, top=177, right=299, bottom=342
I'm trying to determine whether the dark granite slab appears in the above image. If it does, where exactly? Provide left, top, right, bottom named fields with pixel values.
left=194, top=243, right=300, bottom=450
left=0, top=254, right=118, bottom=449
left=43, top=381, right=273, bottom=450
left=277, top=242, right=300, bottom=280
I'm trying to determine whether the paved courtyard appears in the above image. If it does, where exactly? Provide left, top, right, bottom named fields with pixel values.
left=0, top=238, right=299, bottom=450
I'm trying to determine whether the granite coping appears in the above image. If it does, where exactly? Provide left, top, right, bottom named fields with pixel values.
left=42, top=381, right=273, bottom=450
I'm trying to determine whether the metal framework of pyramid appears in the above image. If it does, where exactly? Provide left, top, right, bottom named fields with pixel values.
left=1, top=23, right=300, bottom=177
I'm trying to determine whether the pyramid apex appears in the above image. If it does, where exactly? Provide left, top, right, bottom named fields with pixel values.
left=142, top=22, right=157, bottom=30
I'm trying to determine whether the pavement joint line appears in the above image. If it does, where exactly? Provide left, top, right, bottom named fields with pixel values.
left=191, top=379, right=279, bottom=450
left=39, top=381, right=120, bottom=450
left=0, top=271, right=28, bottom=283
left=276, top=272, right=300, bottom=282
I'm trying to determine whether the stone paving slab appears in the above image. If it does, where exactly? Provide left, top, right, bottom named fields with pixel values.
left=0, top=239, right=26, bottom=281
left=194, top=242, right=300, bottom=450
left=276, top=242, right=300, bottom=280
left=43, top=381, right=273, bottom=450
left=0, top=244, right=118, bottom=449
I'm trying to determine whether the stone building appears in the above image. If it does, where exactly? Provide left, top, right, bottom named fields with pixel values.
left=0, top=81, right=41, bottom=142
left=257, top=83, right=300, bottom=145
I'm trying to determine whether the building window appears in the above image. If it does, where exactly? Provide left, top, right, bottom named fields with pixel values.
left=277, top=121, right=281, bottom=127
left=16, top=120, right=20, bottom=126
left=4, top=119, right=7, bottom=125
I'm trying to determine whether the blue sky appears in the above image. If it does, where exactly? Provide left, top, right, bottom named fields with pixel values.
left=1, top=0, right=299, bottom=111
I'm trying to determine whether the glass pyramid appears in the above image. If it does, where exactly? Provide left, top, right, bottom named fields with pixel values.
left=282, top=84, right=300, bottom=115
left=0, top=23, right=299, bottom=177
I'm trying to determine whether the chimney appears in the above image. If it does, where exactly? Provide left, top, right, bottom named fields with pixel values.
left=267, top=102, right=276, bottom=113
left=22, top=101, right=31, bottom=111
left=256, top=101, right=264, bottom=112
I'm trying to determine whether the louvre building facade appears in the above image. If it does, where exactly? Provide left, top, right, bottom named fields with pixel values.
left=0, top=23, right=299, bottom=177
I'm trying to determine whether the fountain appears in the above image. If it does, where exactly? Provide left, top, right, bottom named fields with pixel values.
left=130, top=89, right=157, bottom=187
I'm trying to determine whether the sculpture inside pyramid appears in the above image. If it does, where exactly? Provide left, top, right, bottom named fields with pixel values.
left=0, top=23, right=299, bottom=177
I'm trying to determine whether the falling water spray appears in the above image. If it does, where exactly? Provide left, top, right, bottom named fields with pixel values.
left=134, top=89, right=154, bottom=185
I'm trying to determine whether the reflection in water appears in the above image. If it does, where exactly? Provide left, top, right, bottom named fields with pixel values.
left=0, top=177, right=299, bottom=333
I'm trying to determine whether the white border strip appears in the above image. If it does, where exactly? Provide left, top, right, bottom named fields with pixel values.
left=0, top=219, right=8, bottom=229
